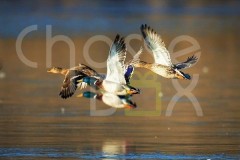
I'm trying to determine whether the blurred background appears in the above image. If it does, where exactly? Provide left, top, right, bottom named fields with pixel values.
left=0, top=0, right=240, bottom=159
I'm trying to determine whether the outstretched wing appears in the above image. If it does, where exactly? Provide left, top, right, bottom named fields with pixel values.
left=105, top=34, right=127, bottom=84
left=59, top=73, right=85, bottom=99
left=128, top=46, right=143, bottom=65
left=59, top=67, right=90, bottom=99
left=78, top=63, right=101, bottom=78
left=174, top=55, right=198, bottom=70
left=141, top=24, right=172, bottom=66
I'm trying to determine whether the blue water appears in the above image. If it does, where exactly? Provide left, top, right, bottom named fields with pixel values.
left=0, top=148, right=239, bottom=159
left=0, top=0, right=239, bottom=37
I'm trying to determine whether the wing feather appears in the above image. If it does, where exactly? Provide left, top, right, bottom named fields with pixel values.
left=59, top=72, right=85, bottom=99
left=105, top=34, right=127, bottom=84
left=141, top=24, right=172, bottom=66
left=174, top=55, right=198, bottom=70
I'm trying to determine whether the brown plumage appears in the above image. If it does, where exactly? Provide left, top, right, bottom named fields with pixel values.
left=128, top=24, right=198, bottom=80
left=47, top=64, right=101, bottom=99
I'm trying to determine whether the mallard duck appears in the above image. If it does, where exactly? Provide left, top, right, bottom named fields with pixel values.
left=79, top=34, right=140, bottom=95
left=47, top=64, right=103, bottom=99
left=130, top=24, right=198, bottom=80
left=77, top=91, right=137, bottom=109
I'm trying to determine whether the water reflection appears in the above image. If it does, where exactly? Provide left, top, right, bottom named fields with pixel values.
left=102, top=140, right=127, bottom=159
left=0, top=147, right=239, bottom=159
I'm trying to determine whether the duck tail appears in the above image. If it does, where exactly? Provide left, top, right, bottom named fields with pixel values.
left=180, top=71, right=191, bottom=80
left=175, top=69, right=191, bottom=80
left=182, top=72, right=191, bottom=80
left=174, top=55, right=198, bottom=70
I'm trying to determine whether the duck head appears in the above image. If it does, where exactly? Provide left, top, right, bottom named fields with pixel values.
left=47, top=67, right=68, bottom=75
left=47, top=67, right=63, bottom=74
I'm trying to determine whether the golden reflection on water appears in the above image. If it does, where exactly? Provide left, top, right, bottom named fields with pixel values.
left=102, top=140, right=127, bottom=158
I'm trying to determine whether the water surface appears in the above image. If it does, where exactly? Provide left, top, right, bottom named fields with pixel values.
left=0, top=0, right=240, bottom=159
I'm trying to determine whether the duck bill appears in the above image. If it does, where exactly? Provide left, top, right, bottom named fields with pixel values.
left=124, top=104, right=137, bottom=109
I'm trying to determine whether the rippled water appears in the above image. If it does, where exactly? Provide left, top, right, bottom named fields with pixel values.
left=1, top=148, right=239, bottom=159
left=0, top=1, right=240, bottom=159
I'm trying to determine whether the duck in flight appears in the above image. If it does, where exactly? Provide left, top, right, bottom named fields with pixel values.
left=47, top=64, right=103, bottom=99
left=80, top=34, right=140, bottom=95
left=77, top=91, right=137, bottom=109
left=130, top=24, right=198, bottom=80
